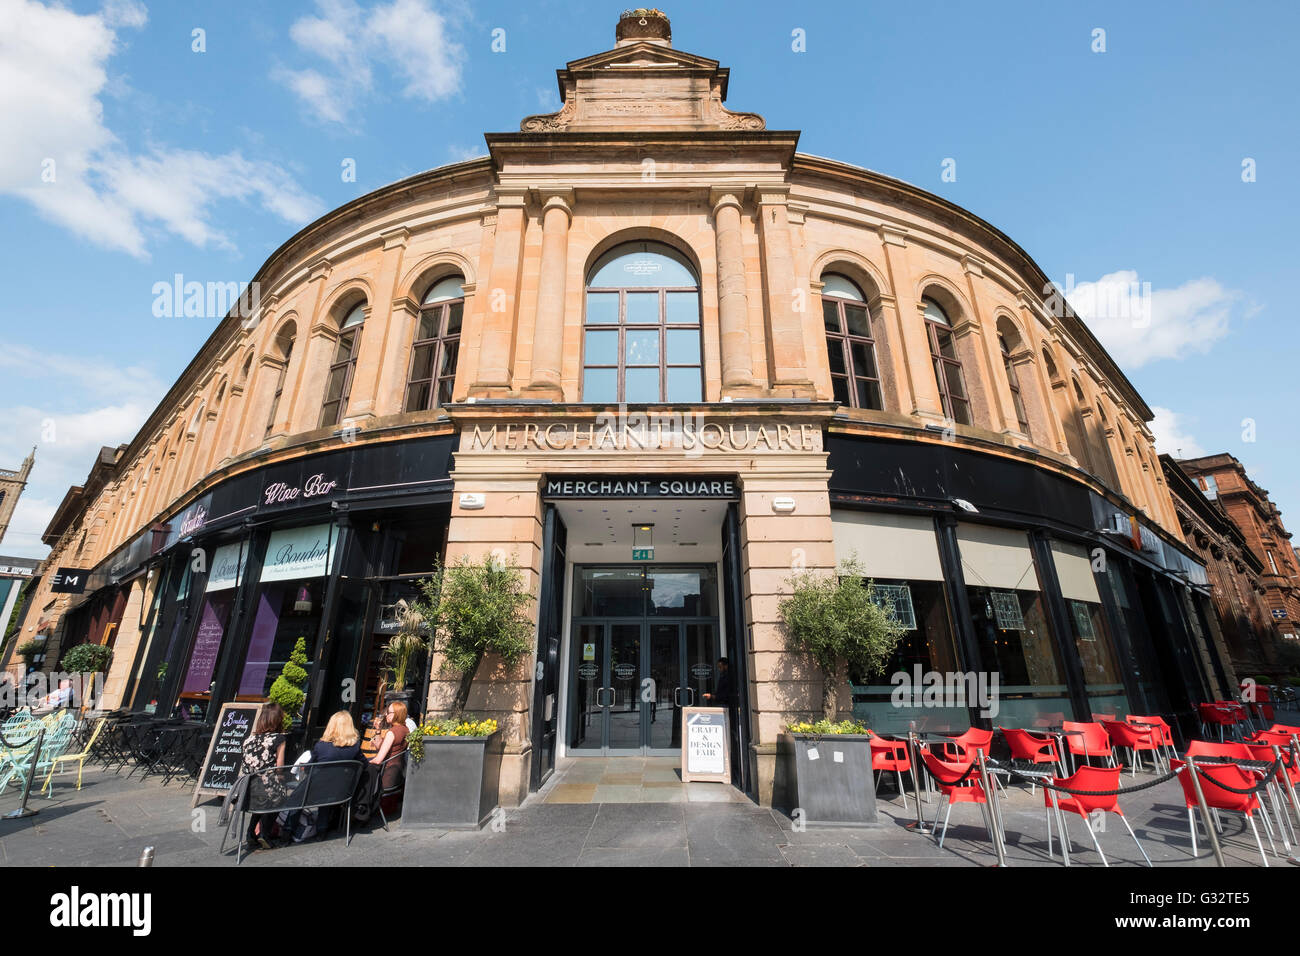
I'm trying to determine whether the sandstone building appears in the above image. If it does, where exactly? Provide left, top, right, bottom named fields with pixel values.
left=6, top=11, right=1226, bottom=806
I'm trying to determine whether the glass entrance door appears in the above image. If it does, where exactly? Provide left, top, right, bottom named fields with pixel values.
left=567, top=618, right=719, bottom=755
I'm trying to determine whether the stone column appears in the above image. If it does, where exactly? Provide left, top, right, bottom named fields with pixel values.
left=710, top=188, right=758, bottom=395
left=350, top=228, right=411, bottom=422
left=755, top=184, right=815, bottom=397
left=523, top=190, right=573, bottom=399
left=471, top=187, right=529, bottom=396
left=878, top=226, right=945, bottom=422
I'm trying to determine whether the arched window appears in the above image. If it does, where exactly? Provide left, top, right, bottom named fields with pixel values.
left=923, top=298, right=971, bottom=426
left=822, top=273, right=882, bottom=410
left=405, top=276, right=463, bottom=412
left=583, top=242, right=701, bottom=403
left=999, top=333, right=1030, bottom=434
left=264, top=322, right=296, bottom=438
left=321, top=303, right=365, bottom=428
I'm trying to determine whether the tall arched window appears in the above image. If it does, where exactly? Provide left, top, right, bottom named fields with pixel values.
left=999, top=333, right=1030, bottom=434
left=320, top=303, right=365, bottom=428
left=405, top=276, right=463, bottom=412
left=923, top=298, right=971, bottom=426
left=264, top=322, right=296, bottom=438
left=583, top=242, right=701, bottom=403
left=822, top=273, right=882, bottom=410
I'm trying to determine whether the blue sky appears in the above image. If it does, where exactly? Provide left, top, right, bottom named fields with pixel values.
left=1, top=0, right=1296, bottom=559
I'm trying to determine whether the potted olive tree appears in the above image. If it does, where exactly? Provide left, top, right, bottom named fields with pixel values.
left=402, top=554, right=532, bottom=828
left=775, top=558, right=905, bottom=826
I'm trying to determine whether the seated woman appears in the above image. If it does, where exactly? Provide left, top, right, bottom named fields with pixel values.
left=240, top=703, right=288, bottom=849
left=287, top=710, right=363, bottom=842
left=354, top=700, right=409, bottom=823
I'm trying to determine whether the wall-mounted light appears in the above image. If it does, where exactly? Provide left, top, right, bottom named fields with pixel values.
left=772, top=497, right=796, bottom=513
left=459, top=493, right=486, bottom=510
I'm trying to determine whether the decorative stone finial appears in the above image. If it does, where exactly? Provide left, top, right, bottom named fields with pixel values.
left=616, top=8, right=671, bottom=46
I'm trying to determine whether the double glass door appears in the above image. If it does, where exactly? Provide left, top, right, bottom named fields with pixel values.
left=570, top=619, right=718, bottom=755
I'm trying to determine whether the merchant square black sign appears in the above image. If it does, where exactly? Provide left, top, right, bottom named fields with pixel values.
left=543, top=476, right=738, bottom=500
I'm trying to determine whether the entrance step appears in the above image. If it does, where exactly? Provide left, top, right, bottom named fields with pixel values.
left=534, top=757, right=749, bottom=805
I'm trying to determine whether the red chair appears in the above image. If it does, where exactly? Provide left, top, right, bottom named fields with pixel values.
left=1000, top=727, right=1065, bottom=793
left=1269, top=723, right=1300, bottom=737
left=1198, top=703, right=1238, bottom=742
left=1061, top=721, right=1116, bottom=769
left=1242, top=683, right=1275, bottom=725
left=1101, top=720, right=1166, bottom=776
left=1127, top=714, right=1177, bottom=762
left=940, top=727, right=994, bottom=763
left=1042, top=765, right=1151, bottom=867
left=919, top=750, right=997, bottom=851
left=1172, top=758, right=1275, bottom=866
left=1090, top=712, right=1117, bottom=723
left=870, top=734, right=913, bottom=798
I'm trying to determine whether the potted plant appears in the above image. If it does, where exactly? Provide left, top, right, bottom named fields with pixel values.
left=774, top=558, right=905, bottom=826
left=267, top=637, right=309, bottom=730
left=16, top=639, right=44, bottom=667
left=380, top=599, right=428, bottom=713
left=401, top=554, right=532, bottom=828
left=402, top=717, right=504, bottom=828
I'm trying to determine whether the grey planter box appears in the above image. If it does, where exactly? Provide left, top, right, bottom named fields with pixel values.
left=403, top=732, right=504, bottom=829
left=775, top=733, right=879, bottom=827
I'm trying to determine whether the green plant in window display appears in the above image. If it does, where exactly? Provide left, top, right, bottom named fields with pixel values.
left=778, top=557, right=907, bottom=722
left=382, top=599, right=428, bottom=691
left=268, top=636, right=309, bottom=729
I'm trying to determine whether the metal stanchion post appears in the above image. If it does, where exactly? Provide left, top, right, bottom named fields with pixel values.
left=1046, top=779, right=1070, bottom=867
left=906, top=732, right=929, bottom=833
left=138, top=846, right=155, bottom=867
left=976, top=748, right=1007, bottom=867
left=1267, top=745, right=1300, bottom=864
left=1185, top=756, right=1226, bottom=867
left=2, top=726, right=45, bottom=820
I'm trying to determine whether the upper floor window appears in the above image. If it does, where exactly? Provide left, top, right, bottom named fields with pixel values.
left=923, top=298, right=971, bottom=426
left=264, top=322, right=296, bottom=438
left=822, top=273, right=882, bottom=411
left=583, top=242, right=701, bottom=403
left=404, top=276, right=464, bottom=412
left=999, top=334, right=1030, bottom=434
left=1197, top=475, right=1219, bottom=499
left=320, top=304, right=365, bottom=429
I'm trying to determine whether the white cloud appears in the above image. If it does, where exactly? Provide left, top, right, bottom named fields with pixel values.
left=446, top=144, right=484, bottom=163
left=1064, top=270, right=1240, bottom=369
left=0, top=346, right=166, bottom=558
left=1149, top=405, right=1207, bottom=460
left=0, top=0, right=323, bottom=257
left=278, top=0, right=465, bottom=125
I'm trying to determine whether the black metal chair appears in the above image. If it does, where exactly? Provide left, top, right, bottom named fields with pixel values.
left=372, top=750, right=407, bottom=831
left=219, top=760, right=365, bottom=864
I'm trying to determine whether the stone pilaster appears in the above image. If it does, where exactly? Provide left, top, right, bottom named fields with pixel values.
left=523, top=190, right=574, bottom=399
left=710, top=188, right=759, bottom=396
left=470, top=187, right=530, bottom=396
left=755, top=184, right=815, bottom=398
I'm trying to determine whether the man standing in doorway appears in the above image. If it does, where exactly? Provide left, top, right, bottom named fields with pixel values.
left=704, top=657, right=733, bottom=711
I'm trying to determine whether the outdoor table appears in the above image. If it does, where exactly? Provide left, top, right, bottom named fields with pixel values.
left=1038, top=727, right=1085, bottom=775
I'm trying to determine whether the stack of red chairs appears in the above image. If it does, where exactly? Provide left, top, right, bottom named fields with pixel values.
left=1198, top=702, right=1247, bottom=742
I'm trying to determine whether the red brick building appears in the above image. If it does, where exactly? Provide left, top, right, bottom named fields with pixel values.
left=1163, top=455, right=1278, bottom=682
left=1179, top=454, right=1300, bottom=655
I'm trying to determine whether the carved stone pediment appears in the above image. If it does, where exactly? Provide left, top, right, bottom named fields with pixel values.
left=519, top=24, right=765, bottom=134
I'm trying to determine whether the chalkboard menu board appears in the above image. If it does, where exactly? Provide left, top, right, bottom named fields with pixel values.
left=681, top=706, right=730, bottom=783
left=192, top=702, right=264, bottom=806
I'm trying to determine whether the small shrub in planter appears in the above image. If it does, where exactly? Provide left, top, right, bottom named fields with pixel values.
left=404, top=717, right=504, bottom=829
left=267, top=637, right=309, bottom=729
left=775, top=560, right=904, bottom=826
left=60, top=642, right=112, bottom=676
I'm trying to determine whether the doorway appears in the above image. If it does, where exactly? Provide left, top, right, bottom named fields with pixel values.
left=565, top=565, right=720, bottom=756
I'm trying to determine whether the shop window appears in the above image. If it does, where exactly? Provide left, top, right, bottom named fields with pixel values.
left=956, top=524, right=1066, bottom=726
left=175, top=541, right=248, bottom=720
left=234, top=524, right=337, bottom=709
left=833, top=511, right=965, bottom=732
left=404, top=276, right=463, bottom=412
left=821, top=273, right=883, bottom=411
left=320, top=303, right=365, bottom=429
left=1051, top=540, right=1130, bottom=716
left=582, top=242, right=702, bottom=404
left=923, top=298, right=972, bottom=426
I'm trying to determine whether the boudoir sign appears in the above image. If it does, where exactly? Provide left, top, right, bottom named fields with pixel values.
left=259, top=523, right=336, bottom=582
left=205, top=542, right=246, bottom=592
left=465, top=419, right=822, bottom=454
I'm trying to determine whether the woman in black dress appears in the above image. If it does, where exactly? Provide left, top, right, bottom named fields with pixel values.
left=240, top=703, right=287, bottom=848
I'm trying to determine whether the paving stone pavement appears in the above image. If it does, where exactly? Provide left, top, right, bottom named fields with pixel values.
left=2, top=756, right=1295, bottom=867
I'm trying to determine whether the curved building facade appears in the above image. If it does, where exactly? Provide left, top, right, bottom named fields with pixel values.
left=13, top=11, right=1229, bottom=805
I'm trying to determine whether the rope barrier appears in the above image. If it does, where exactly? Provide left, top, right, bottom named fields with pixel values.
left=1190, top=758, right=1283, bottom=796
left=980, top=756, right=1182, bottom=795
left=0, top=726, right=41, bottom=749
